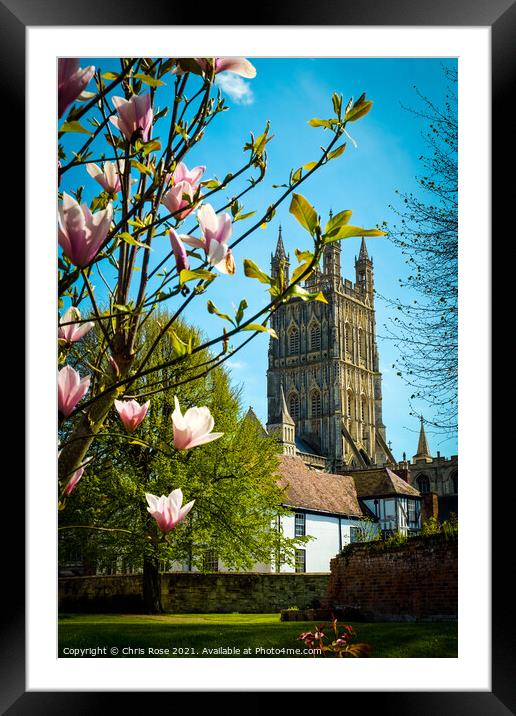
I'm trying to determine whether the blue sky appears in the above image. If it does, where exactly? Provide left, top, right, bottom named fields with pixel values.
left=61, top=57, right=458, bottom=459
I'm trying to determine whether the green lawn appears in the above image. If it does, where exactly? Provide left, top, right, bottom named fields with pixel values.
left=58, top=614, right=457, bottom=658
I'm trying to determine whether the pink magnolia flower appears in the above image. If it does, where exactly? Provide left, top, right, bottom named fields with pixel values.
left=63, top=466, right=85, bottom=496
left=86, top=160, right=124, bottom=194
left=58, top=365, right=90, bottom=417
left=172, top=396, right=223, bottom=450
left=58, top=306, right=94, bottom=344
left=181, top=204, right=235, bottom=275
left=109, top=94, right=153, bottom=143
left=171, top=162, right=206, bottom=188
left=162, top=180, right=196, bottom=220
left=58, top=58, right=95, bottom=117
left=169, top=228, right=189, bottom=273
left=114, top=398, right=150, bottom=433
left=146, top=488, right=195, bottom=534
left=193, top=57, right=256, bottom=78
left=58, top=193, right=113, bottom=267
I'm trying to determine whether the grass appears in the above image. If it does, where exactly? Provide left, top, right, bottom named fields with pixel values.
left=58, top=613, right=458, bottom=658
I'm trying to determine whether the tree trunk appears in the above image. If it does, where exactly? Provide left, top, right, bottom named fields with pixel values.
left=143, top=552, right=163, bottom=614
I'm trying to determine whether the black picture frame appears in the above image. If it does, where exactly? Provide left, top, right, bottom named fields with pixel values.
left=4, top=0, right=511, bottom=711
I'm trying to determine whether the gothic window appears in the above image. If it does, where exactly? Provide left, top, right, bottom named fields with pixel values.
left=309, top=322, right=321, bottom=351
left=416, top=474, right=430, bottom=493
left=347, top=390, right=354, bottom=418
left=345, top=323, right=351, bottom=355
left=289, top=393, right=300, bottom=421
left=288, top=326, right=299, bottom=354
left=310, top=389, right=321, bottom=418
left=360, top=395, right=367, bottom=422
left=358, top=328, right=366, bottom=360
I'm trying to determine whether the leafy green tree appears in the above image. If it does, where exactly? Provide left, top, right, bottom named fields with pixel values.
left=59, top=314, right=303, bottom=612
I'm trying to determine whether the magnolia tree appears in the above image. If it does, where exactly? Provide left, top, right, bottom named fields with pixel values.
left=57, top=56, right=384, bottom=610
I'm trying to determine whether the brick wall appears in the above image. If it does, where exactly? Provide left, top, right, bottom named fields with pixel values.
left=58, top=572, right=329, bottom=614
left=324, top=534, right=457, bottom=621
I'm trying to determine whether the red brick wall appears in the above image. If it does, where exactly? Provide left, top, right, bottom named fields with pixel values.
left=324, top=534, right=457, bottom=621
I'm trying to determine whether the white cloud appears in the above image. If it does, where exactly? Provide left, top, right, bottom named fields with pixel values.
left=215, top=73, right=254, bottom=106
left=226, top=359, right=247, bottom=370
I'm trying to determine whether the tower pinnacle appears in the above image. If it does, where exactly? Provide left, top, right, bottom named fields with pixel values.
left=413, top=416, right=432, bottom=463
left=358, top=236, right=370, bottom=262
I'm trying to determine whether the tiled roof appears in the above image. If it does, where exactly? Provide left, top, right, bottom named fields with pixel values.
left=276, top=455, right=365, bottom=517
left=350, top=467, right=421, bottom=498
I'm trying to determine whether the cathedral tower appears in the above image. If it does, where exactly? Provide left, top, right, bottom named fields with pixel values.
left=267, top=222, right=394, bottom=471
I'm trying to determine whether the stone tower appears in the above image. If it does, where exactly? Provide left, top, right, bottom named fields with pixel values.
left=266, top=223, right=394, bottom=471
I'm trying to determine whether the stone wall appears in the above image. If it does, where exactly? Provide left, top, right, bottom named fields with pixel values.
left=324, top=534, right=457, bottom=621
left=59, top=572, right=330, bottom=614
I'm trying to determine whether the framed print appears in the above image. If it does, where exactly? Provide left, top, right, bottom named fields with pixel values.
left=2, top=0, right=513, bottom=710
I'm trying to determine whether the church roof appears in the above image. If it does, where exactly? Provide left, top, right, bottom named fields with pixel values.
left=276, top=455, right=365, bottom=517
left=349, top=467, right=421, bottom=498
left=244, top=406, right=269, bottom=437
left=269, top=385, right=294, bottom=426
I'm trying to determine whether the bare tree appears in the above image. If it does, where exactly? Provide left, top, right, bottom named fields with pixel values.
left=381, top=66, right=458, bottom=437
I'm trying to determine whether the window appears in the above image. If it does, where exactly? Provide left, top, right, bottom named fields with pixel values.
left=289, top=393, right=300, bottom=421
left=345, top=323, right=351, bottom=354
left=202, top=549, right=219, bottom=572
left=288, top=327, right=299, bottom=354
left=407, top=499, right=420, bottom=528
left=451, top=471, right=458, bottom=494
left=310, top=390, right=321, bottom=418
left=295, top=549, right=306, bottom=573
left=295, top=512, right=306, bottom=537
left=309, top=322, right=321, bottom=351
left=417, top=474, right=430, bottom=493
left=360, top=396, right=367, bottom=422
left=349, top=526, right=363, bottom=544
left=347, top=390, right=354, bottom=418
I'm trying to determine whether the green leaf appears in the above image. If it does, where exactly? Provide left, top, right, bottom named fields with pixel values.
left=324, top=226, right=386, bottom=243
left=141, top=140, right=161, bottom=156
left=291, top=167, right=302, bottom=183
left=289, top=193, right=318, bottom=236
left=291, top=263, right=311, bottom=285
left=179, top=268, right=214, bottom=284
left=118, top=232, right=150, bottom=250
left=207, top=299, right=235, bottom=325
left=202, top=179, right=221, bottom=190
left=308, top=118, right=331, bottom=128
left=327, top=143, right=347, bottom=160
left=332, top=92, right=342, bottom=118
left=242, top=324, right=278, bottom=339
left=101, top=72, right=119, bottom=80
left=131, top=160, right=153, bottom=176
left=243, top=259, right=272, bottom=285
left=234, top=211, right=256, bottom=222
left=345, top=94, right=373, bottom=122
left=169, top=329, right=190, bottom=357
left=60, top=121, right=92, bottom=136
left=235, top=299, right=248, bottom=325
left=287, top=285, right=328, bottom=304
left=133, top=73, right=165, bottom=87
left=324, top=209, right=353, bottom=238
left=303, top=161, right=318, bottom=171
